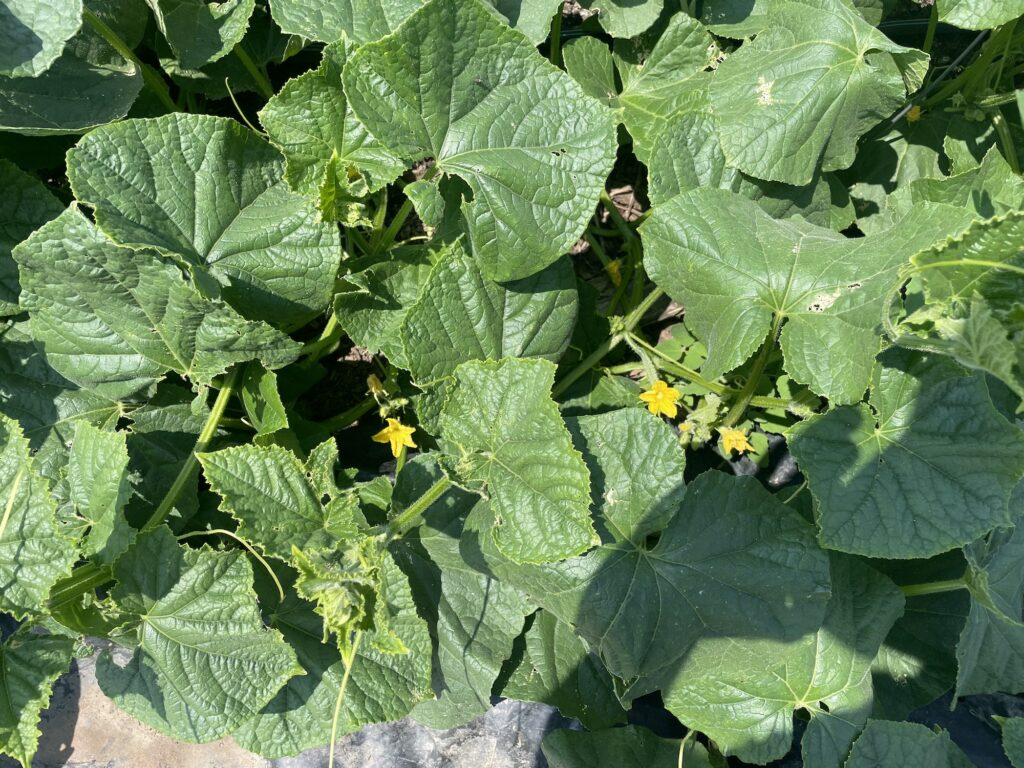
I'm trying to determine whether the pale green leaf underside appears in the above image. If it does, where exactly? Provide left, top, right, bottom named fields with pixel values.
left=147, top=0, right=255, bottom=70
left=98, top=527, right=300, bottom=743
left=0, top=413, right=76, bottom=619
left=710, top=0, right=926, bottom=185
left=14, top=208, right=299, bottom=400
left=0, top=159, right=63, bottom=316
left=440, top=357, right=598, bottom=564
left=845, top=721, right=973, bottom=768
left=66, top=114, right=341, bottom=325
left=0, top=49, right=142, bottom=136
left=344, top=0, right=616, bottom=281
left=939, top=0, right=1024, bottom=30
left=0, top=628, right=75, bottom=767
left=401, top=245, right=578, bottom=385
left=0, top=0, right=82, bottom=77
left=790, top=350, right=1024, bottom=559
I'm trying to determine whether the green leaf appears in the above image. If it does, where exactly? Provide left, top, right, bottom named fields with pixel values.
left=232, top=553, right=433, bottom=757
left=240, top=364, right=288, bottom=438
left=67, top=421, right=134, bottom=565
left=343, top=0, right=616, bottom=281
left=789, top=350, right=1024, bottom=559
left=563, top=37, right=618, bottom=104
left=542, top=725, right=712, bottom=768
left=97, top=526, right=301, bottom=743
left=0, top=48, right=142, bottom=136
left=200, top=442, right=356, bottom=561
left=583, top=0, right=663, bottom=39
left=333, top=246, right=433, bottom=369
left=0, top=412, right=76, bottom=619
left=663, top=555, right=903, bottom=766
left=955, top=521, right=1024, bottom=697
left=565, top=407, right=684, bottom=545
left=641, top=190, right=975, bottom=403
left=0, top=0, right=82, bottom=76
left=147, top=0, right=255, bottom=69
left=66, top=114, right=341, bottom=325
left=401, top=245, right=579, bottom=385
left=1003, top=717, right=1024, bottom=768
left=488, top=472, right=831, bottom=692
left=0, top=628, right=75, bottom=767
left=267, top=0, right=424, bottom=44
left=939, top=0, right=1024, bottom=30
left=500, top=610, right=626, bottom=730
left=709, top=0, right=927, bottom=185
left=487, top=0, right=563, bottom=44
left=14, top=208, right=300, bottom=400
left=259, top=40, right=405, bottom=225
left=845, top=721, right=973, bottom=768
left=0, top=159, right=63, bottom=316
left=439, top=358, right=598, bottom=564
left=699, top=0, right=769, bottom=37
left=909, top=147, right=1024, bottom=218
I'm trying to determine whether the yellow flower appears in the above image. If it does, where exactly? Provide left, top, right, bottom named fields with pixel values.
left=606, top=259, right=622, bottom=287
left=367, top=373, right=385, bottom=397
left=719, top=427, right=753, bottom=455
left=639, top=379, right=680, bottom=419
left=907, top=105, right=923, bottom=123
left=372, top=418, right=417, bottom=457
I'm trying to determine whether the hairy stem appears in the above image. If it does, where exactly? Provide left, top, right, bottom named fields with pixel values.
left=899, top=578, right=967, bottom=598
left=321, top=395, right=376, bottom=433
left=328, top=631, right=362, bottom=768
left=388, top=476, right=452, bottom=538
left=721, top=317, right=782, bottom=428
left=233, top=43, right=273, bottom=99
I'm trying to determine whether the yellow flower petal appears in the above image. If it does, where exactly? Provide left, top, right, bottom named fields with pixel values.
left=719, top=427, right=753, bottom=455
left=372, top=418, right=417, bottom=458
left=367, top=373, right=385, bottom=397
left=906, top=104, right=923, bottom=123
left=639, top=379, right=680, bottom=419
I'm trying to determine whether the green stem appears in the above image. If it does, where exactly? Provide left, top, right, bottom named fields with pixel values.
left=48, top=563, right=112, bottom=611
left=328, top=631, right=362, bottom=768
left=721, top=317, right=781, bottom=428
left=178, top=528, right=284, bottom=601
left=233, top=43, right=273, bottom=100
left=600, top=190, right=639, bottom=244
left=83, top=8, right=178, bottom=113
left=302, top=313, right=343, bottom=362
left=549, top=2, right=564, bottom=66
left=899, top=578, right=966, bottom=598
left=922, top=3, right=938, bottom=56
left=142, top=366, right=243, bottom=531
left=388, top=476, right=452, bottom=537
left=373, top=167, right=438, bottom=254
left=320, top=395, right=376, bottom=433
left=627, top=333, right=730, bottom=396
left=552, top=289, right=664, bottom=398
left=912, top=258, right=1024, bottom=278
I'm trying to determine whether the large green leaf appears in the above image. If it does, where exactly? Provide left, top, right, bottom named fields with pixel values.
left=440, top=358, right=598, bottom=564
left=663, top=556, right=903, bottom=766
left=790, top=350, right=1024, bottom=559
left=401, top=245, right=578, bottom=385
left=0, top=159, right=63, bottom=316
left=955, top=521, right=1024, bottom=697
left=710, top=0, right=927, bottom=185
left=14, top=208, right=299, bottom=400
left=542, top=725, right=711, bottom=768
left=0, top=628, right=75, bottom=767
left=333, top=246, right=433, bottom=369
left=0, top=413, right=76, bottom=619
left=344, top=0, right=616, bottom=281
left=939, top=0, right=1024, bottom=30
left=500, top=609, right=625, bottom=730
left=67, top=421, right=134, bottom=565
left=641, top=190, right=974, bottom=403
left=845, top=721, right=973, bottom=768
left=147, top=0, right=255, bottom=69
left=231, top=554, right=433, bottom=757
left=0, top=47, right=142, bottom=136
left=486, top=472, right=831, bottom=694
left=259, top=40, right=405, bottom=225
left=488, top=0, right=562, bottom=44
left=582, top=0, right=663, bottom=39
left=1004, top=717, right=1024, bottom=768
left=66, top=114, right=341, bottom=325
left=97, top=526, right=301, bottom=743
left=267, top=0, right=424, bottom=44
left=0, top=0, right=82, bottom=77
left=565, top=407, right=684, bottom=545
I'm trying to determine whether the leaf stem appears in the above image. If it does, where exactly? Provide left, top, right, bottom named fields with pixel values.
left=177, top=528, right=284, bottom=601
left=911, top=259, right=1024, bottom=278
left=142, top=366, right=243, bottom=531
left=627, top=332, right=730, bottom=395
left=922, top=3, right=938, bottom=56
left=320, top=395, right=376, bottom=433
left=599, top=190, right=638, bottom=244
left=549, top=2, right=564, bottom=67
left=302, top=313, right=343, bottom=362
left=721, top=317, right=782, bottom=428
left=388, top=476, right=452, bottom=538
left=328, top=631, right=362, bottom=768
left=233, top=43, right=273, bottom=100
left=82, top=8, right=178, bottom=113
left=899, top=578, right=966, bottom=598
